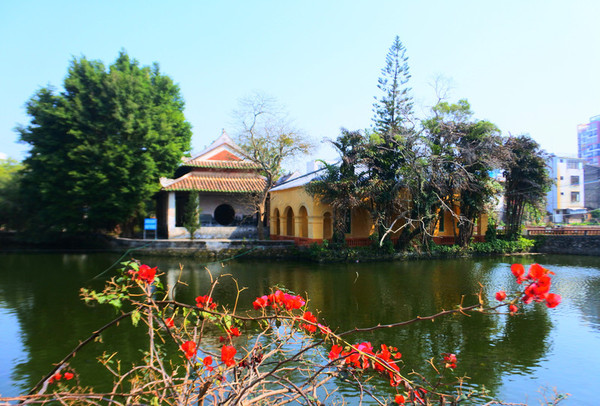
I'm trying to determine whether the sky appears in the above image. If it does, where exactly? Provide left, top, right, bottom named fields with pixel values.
left=1, top=0, right=599, bottom=171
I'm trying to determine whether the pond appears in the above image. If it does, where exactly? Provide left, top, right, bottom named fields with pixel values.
left=0, top=252, right=599, bottom=404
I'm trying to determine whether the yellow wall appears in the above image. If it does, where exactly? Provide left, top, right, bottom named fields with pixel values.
left=270, top=187, right=488, bottom=240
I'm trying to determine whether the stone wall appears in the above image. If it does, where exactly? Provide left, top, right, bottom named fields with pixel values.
left=533, top=235, right=600, bottom=256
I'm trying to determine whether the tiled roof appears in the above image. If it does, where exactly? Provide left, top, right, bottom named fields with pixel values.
left=184, top=159, right=261, bottom=170
left=162, top=173, right=266, bottom=193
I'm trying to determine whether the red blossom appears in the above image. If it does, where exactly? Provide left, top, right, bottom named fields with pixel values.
left=221, top=345, right=237, bottom=367
left=546, top=293, right=562, bottom=308
left=203, top=356, right=214, bottom=371
left=511, top=263, right=525, bottom=280
left=252, top=295, right=268, bottom=310
left=328, top=344, right=343, bottom=360
left=300, top=311, right=318, bottom=333
left=137, top=264, right=157, bottom=283
left=165, top=317, right=174, bottom=328
left=181, top=341, right=197, bottom=360
left=527, top=263, right=547, bottom=280
left=495, top=290, right=507, bottom=301
left=509, top=304, right=518, bottom=314
left=443, top=353, right=457, bottom=369
left=195, top=295, right=217, bottom=310
left=395, top=394, right=406, bottom=404
left=63, top=372, right=74, bottom=380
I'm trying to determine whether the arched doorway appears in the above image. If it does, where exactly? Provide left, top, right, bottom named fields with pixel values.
left=214, top=204, right=235, bottom=225
left=323, top=212, right=333, bottom=240
left=273, top=208, right=281, bottom=235
left=284, top=206, right=295, bottom=236
left=299, top=206, right=308, bottom=238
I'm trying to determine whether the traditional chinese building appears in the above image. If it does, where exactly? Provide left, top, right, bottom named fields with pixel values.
left=156, top=131, right=266, bottom=239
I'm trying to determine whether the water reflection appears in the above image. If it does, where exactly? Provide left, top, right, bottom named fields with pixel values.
left=0, top=253, right=598, bottom=404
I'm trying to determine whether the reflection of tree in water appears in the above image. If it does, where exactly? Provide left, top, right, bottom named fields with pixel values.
left=0, top=254, right=153, bottom=393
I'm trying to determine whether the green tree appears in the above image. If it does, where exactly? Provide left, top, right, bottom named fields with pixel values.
left=305, top=129, right=367, bottom=243
left=423, top=99, right=504, bottom=247
left=17, top=51, right=192, bottom=240
left=503, top=135, right=552, bottom=239
left=0, top=158, right=24, bottom=230
left=367, top=36, right=419, bottom=246
left=234, top=92, right=312, bottom=240
left=183, top=193, right=201, bottom=240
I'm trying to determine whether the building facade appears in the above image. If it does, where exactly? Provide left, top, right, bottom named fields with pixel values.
left=546, top=155, right=587, bottom=223
left=156, top=131, right=266, bottom=239
left=269, top=166, right=488, bottom=246
left=584, top=164, right=600, bottom=211
left=578, top=115, right=600, bottom=166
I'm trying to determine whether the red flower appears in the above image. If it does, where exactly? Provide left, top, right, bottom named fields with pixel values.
left=165, top=317, right=174, bottom=328
left=511, top=264, right=525, bottom=280
left=509, top=304, right=518, bottom=314
left=328, top=344, right=343, bottom=360
left=252, top=295, right=268, bottom=310
left=181, top=340, right=197, bottom=360
left=443, top=353, right=457, bottom=369
left=395, top=394, right=406, bottom=404
left=546, top=293, right=562, bottom=308
left=495, top=290, right=507, bottom=301
left=300, top=311, right=318, bottom=333
left=63, top=372, right=74, bottom=380
left=221, top=345, right=237, bottom=367
left=195, top=295, right=217, bottom=310
left=203, top=356, right=214, bottom=372
left=137, top=264, right=157, bottom=284
left=51, top=373, right=62, bottom=382
left=527, top=263, right=547, bottom=280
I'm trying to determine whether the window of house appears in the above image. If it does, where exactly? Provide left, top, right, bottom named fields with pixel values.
left=438, top=210, right=445, bottom=232
left=345, top=210, right=352, bottom=234
left=175, top=192, right=189, bottom=227
left=571, top=176, right=580, bottom=185
left=560, top=176, right=564, bottom=180
left=567, top=160, right=580, bottom=169
left=571, top=192, right=580, bottom=202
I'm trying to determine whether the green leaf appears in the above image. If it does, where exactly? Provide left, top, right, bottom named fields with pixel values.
left=131, top=309, right=141, bottom=327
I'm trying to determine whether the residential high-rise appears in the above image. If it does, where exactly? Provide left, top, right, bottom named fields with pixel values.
left=578, top=115, right=600, bottom=166
left=546, top=155, right=586, bottom=223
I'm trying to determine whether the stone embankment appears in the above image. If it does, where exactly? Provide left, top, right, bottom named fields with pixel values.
left=111, top=238, right=296, bottom=260
left=532, top=235, right=600, bottom=256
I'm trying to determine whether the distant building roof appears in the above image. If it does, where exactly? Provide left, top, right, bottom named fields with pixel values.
left=161, top=172, right=266, bottom=193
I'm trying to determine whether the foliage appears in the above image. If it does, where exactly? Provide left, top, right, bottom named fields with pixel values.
left=503, top=135, right=552, bottom=240
left=16, top=51, right=192, bottom=240
left=0, top=158, right=23, bottom=230
left=233, top=92, right=313, bottom=239
left=305, top=129, right=367, bottom=243
left=423, top=99, right=505, bottom=247
left=0, top=260, right=566, bottom=405
left=183, top=192, right=202, bottom=240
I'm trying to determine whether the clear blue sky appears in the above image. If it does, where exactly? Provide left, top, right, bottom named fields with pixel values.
left=1, top=0, right=599, bottom=169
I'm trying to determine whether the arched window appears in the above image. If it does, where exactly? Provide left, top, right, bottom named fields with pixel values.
left=214, top=204, right=235, bottom=226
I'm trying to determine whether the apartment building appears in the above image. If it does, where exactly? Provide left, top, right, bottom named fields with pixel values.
left=546, top=155, right=587, bottom=223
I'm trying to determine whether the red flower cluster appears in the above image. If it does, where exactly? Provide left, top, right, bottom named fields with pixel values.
left=300, top=311, right=318, bottom=333
left=165, top=317, right=174, bottom=328
left=252, top=290, right=306, bottom=311
left=443, top=353, right=457, bottom=369
left=510, top=263, right=562, bottom=308
left=48, top=371, right=74, bottom=384
left=181, top=340, right=197, bottom=360
left=128, top=264, right=157, bottom=284
left=195, top=295, right=217, bottom=310
left=221, top=345, right=236, bottom=367
left=329, top=342, right=402, bottom=386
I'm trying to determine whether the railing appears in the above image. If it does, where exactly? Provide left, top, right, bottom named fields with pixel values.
left=526, top=227, right=600, bottom=236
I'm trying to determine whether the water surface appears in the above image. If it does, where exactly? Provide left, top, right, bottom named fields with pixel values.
left=0, top=253, right=598, bottom=404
